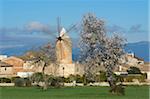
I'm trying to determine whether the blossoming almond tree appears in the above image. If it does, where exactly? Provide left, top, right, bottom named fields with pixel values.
left=79, top=13, right=125, bottom=95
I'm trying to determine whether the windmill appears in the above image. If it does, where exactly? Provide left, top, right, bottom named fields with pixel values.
left=55, top=17, right=74, bottom=64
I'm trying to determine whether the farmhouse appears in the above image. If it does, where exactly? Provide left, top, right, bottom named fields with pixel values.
left=0, top=61, right=13, bottom=77
left=2, top=56, right=24, bottom=75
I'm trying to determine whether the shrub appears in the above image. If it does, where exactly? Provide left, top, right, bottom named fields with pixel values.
left=99, top=71, right=107, bottom=82
left=142, top=73, right=147, bottom=80
left=82, top=74, right=95, bottom=84
left=76, top=75, right=84, bottom=83
left=94, top=75, right=100, bottom=82
left=127, top=67, right=141, bottom=74
left=80, top=74, right=96, bottom=85
left=11, top=76, right=20, bottom=83
left=64, top=77, right=70, bottom=83
left=14, top=78, right=25, bottom=87
left=64, top=75, right=84, bottom=83
left=94, top=71, right=107, bottom=82
left=50, top=77, right=63, bottom=88
left=124, top=74, right=146, bottom=82
left=24, top=78, right=32, bottom=87
left=0, top=78, right=11, bottom=83
left=115, top=75, right=124, bottom=82
left=30, top=72, right=43, bottom=83
left=14, top=78, right=32, bottom=87
left=67, top=74, right=76, bottom=82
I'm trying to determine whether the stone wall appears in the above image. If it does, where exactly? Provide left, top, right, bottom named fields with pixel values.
left=31, top=63, right=85, bottom=77
left=0, top=67, right=13, bottom=75
left=3, top=56, right=24, bottom=74
left=58, top=64, right=76, bottom=77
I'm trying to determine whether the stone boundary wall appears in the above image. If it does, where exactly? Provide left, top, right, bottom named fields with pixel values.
left=0, top=82, right=150, bottom=87
left=0, top=83, right=14, bottom=86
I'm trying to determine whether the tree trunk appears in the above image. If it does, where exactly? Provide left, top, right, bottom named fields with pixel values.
left=43, top=80, right=48, bottom=90
left=42, top=64, right=48, bottom=90
left=83, top=74, right=87, bottom=85
left=107, top=75, right=117, bottom=94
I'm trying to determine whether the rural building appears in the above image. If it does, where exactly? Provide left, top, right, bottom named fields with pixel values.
left=0, top=61, right=13, bottom=77
left=2, top=56, right=24, bottom=74
left=122, top=53, right=144, bottom=66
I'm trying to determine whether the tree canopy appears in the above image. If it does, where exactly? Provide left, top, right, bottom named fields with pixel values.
left=79, top=13, right=125, bottom=95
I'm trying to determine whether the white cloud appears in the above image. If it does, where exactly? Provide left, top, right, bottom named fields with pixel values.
left=107, top=25, right=125, bottom=33
left=128, top=24, right=146, bottom=33
left=25, top=21, right=50, bottom=33
left=107, top=24, right=147, bottom=34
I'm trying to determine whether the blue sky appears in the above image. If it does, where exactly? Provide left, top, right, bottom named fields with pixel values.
left=0, top=0, right=149, bottom=44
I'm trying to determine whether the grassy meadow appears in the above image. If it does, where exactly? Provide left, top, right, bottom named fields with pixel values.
left=0, top=86, right=149, bottom=99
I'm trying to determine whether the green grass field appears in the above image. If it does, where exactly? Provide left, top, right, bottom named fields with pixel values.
left=0, top=86, right=149, bottom=99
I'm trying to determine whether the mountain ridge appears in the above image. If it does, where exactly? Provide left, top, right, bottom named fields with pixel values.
left=0, top=40, right=149, bottom=62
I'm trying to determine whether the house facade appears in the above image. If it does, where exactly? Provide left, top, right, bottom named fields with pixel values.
left=2, top=56, right=24, bottom=75
left=0, top=61, right=14, bottom=77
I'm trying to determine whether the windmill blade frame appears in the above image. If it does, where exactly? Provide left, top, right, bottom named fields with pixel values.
left=66, top=22, right=81, bottom=33
left=57, top=17, right=61, bottom=36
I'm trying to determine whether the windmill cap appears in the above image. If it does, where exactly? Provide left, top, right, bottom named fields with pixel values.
left=60, top=28, right=69, bottom=38
left=60, top=28, right=66, bottom=36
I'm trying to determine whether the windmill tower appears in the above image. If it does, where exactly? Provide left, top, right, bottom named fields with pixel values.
left=55, top=17, right=72, bottom=64
left=56, top=28, right=72, bottom=64
left=53, top=17, right=82, bottom=77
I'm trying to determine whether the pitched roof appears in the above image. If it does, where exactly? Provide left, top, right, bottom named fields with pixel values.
left=3, top=56, right=24, bottom=62
left=0, top=61, right=12, bottom=67
left=134, top=55, right=144, bottom=61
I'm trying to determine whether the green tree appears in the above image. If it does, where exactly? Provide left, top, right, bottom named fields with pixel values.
left=127, top=67, right=141, bottom=74
left=31, top=72, right=44, bottom=85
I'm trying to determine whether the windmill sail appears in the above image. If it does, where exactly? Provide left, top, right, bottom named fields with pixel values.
left=60, top=28, right=66, bottom=37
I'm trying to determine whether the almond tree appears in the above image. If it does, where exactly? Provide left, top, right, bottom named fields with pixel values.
left=79, top=13, right=125, bottom=94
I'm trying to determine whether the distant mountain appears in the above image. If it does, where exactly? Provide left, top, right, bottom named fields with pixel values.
left=0, top=38, right=149, bottom=62
left=72, top=41, right=150, bottom=62
left=0, top=36, right=49, bottom=56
